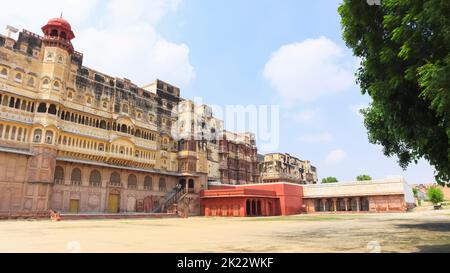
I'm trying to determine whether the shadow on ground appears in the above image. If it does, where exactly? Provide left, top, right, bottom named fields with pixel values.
left=396, top=222, right=450, bottom=232
left=416, top=244, right=450, bottom=253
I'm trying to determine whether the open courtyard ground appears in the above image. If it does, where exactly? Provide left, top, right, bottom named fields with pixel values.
left=0, top=209, right=449, bottom=253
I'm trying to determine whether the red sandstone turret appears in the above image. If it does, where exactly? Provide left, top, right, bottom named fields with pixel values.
left=41, top=15, right=75, bottom=53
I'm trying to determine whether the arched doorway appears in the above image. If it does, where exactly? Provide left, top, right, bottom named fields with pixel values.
left=108, top=189, right=120, bottom=213
left=179, top=179, right=186, bottom=190
left=257, top=200, right=262, bottom=216
left=251, top=200, right=257, bottom=217
left=361, top=198, right=370, bottom=211
left=188, top=179, right=195, bottom=193
left=314, top=199, right=322, bottom=212
left=268, top=202, right=273, bottom=216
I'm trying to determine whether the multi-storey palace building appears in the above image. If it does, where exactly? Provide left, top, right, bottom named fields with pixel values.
left=0, top=17, right=207, bottom=216
left=260, top=153, right=318, bottom=184
left=0, top=17, right=414, bottom=219
left=176, top=100, right=223, bottom=182
left=176, top=99, right=261, bottom=185
left=219, top=131, right=260, bottom=185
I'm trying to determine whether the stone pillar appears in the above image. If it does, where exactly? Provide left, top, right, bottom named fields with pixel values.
left=344, top=198, right=348, bottom=212
left=356, top=197, right=360, bottom=213
left=322, top=199, right=327, bottom=212
left=333, top=198, right=338, bottom=212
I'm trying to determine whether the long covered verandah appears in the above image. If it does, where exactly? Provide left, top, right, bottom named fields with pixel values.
left=308, top=197, right=370, bottom=213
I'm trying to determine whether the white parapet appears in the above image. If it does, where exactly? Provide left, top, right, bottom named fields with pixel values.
left=303, top=177, right=414, bottom=203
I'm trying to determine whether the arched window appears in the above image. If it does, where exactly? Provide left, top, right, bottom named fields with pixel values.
left=128, top=174, right=137, bottom=189
left=42, top=79, right=49, bottom=87
left=89, top=170, right=101, bottom=187
left=0, top=68, right=8, bottom=78
left=1, top=95, right=7, bottom=106
left=14, top=98, right=21, bottom=109
left=98, top=143, right=105, bottom=151
left=144, top=176, right=153, bottom=190
left=54, top=166, right=64, bottom=184
left=110, top=172, right=121, bottom=186
left=37, top=103, right=47, bottom=113
left=159, top=178, right=166, bottom=192
left=60, top=32, right=67, bottom=40
left=71, top=168, right=82, bottom=185
left=188, top=179, right=195, bottom=189
left=45, top=131, right=54, bottom=144
left=121, top=124, right=127, bottom=133
left=122, top=104, right=128, bottom=113
left=67, top=92, right=73, bottom=99
left=48, top=104, right=57, bottom=115
left=50, top=29, right=58, bottom=37
left=33, top=129, right=42, bottom=143
left=9, top=97, right=15, bottom=108
left=15, top=73, right=22, bottom=82
left=100, top=120, right=106, bottom=129
left=27, top=77, right=35, bottom=86
left=53, top=81, right=60, bottom=90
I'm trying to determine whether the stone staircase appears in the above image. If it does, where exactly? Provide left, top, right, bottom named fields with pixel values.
left=153, top=187, right=188, bottom=214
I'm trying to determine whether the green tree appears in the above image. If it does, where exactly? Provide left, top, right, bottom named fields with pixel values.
left=427, top=187, right=444, bottom=205
left=338, top=0, right=450, bottom=186
left=322, top=177, right=339, bottom=183
left=357, top=175, right=372, bottom=181
left=413, top=188, right=419, bottom=198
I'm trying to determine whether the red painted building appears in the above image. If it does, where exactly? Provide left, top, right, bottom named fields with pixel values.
left=201, top=179, right=414, bottom=217
left=200, top=183, right=304, bottom=217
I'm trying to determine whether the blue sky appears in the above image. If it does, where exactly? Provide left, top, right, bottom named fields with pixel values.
left=1, top=0, right=437, bottom=184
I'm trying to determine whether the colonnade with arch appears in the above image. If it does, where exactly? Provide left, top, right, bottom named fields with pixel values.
left=311, top=197, right=370, bottom=213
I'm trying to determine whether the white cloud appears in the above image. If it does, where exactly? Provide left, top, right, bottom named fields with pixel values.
left=290, top=109, right=320, bottom=124
left=0, top=0, right=99, bottom=30
left=325, top=149, right=348, bottom=165
left=106, top=0, right=182, bottom=26
left=0, top=0, right=195, bottom=88
left=298, top=132, right=333, bottom=143
left=264, top=36, right=355, bottom=103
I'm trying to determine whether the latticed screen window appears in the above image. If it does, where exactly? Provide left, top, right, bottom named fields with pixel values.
left=159, top=178, right=166, bottom=192
left=128, top=175, right=137, bottom=189
left=144, top=176, right=153, bottom=190
left=89, top=170, right=101, bottom=187
left=54, top=166, right=64, bottom=185
left=110, top=172, right=121, bottom=186
left=71, top=168, right=82, bottom=186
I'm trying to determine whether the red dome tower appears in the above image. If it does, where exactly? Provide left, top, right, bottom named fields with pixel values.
left=41, top=16, right=75, bottom=54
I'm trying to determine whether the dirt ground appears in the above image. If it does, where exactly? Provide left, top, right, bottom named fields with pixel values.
left=0, top=209, right=449, bottom=253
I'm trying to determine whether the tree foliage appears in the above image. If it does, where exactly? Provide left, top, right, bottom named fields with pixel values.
left=427, top=187, right=444, bottom=205
left=339, top=0, right=450, bottom=186
left=412, top=188, right=419, bottom=198
left=357, top=174, right=373, bottom=181
left=322, top=177, right=339, bottom=183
